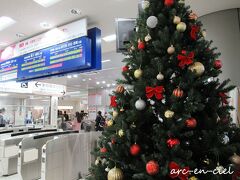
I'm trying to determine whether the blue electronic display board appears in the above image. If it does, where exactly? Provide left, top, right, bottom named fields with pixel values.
left=0, top=27, right=102, bottom=82
left=0, top=58, right=18, bottom=81
left=17, top=36, right=92, bottom=80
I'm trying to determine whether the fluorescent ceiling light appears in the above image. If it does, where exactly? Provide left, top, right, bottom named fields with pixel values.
left=0, top=16, right=16, bottom=31
left=73, top=74, right=78, bottom=78
left=101, top=87, right=104, bottom=89
left=96, top=82, right=100, bottom=85
left=102, top=34, right=116, bottom=42
left=107, top=84, right=111, bottom=87
left=0, top=93, right=8, bottom=96
left=88, top=78, right=92, bottom=81
left=112, top=83, right=116, bottom=86
left=67, top=75, right=72, bottom=79
left=102, top=81, right=106, bottom=84
left=102, top=59, right=111, bottom=63
left=82, top=79, right=86, bottom=81
left=0, top=42, right=7, bottom=46
left=33, top=0, right=63, bottom=7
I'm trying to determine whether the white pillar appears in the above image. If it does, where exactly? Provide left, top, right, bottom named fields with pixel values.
left=229, top=88, right=239, bottom=126
left=50, top=96, right=58, bottom=128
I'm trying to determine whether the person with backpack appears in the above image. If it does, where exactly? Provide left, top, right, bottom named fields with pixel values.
left=95, top=111, right=105, bottom=131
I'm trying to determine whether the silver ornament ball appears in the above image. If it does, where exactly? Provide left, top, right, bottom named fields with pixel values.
left=135, top=98, right=146, bottom=110
left=147, top=16, right=158, bottom=29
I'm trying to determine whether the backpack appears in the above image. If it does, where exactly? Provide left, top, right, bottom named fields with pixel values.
left=99, top=116, right=105, bottom=127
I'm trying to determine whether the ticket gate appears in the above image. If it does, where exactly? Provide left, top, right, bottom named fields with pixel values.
left=19, top=131, right=78, bottom=180
left=41, top=132, right=101, bottom=180
left=0, top=129, right=57, bottom=176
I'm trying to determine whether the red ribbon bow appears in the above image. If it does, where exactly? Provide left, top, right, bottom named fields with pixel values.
left=110, top=96, right=117, bottom=107
left=146, top=86, right=164, bottom=100
left=169, top=161, right=190, bottom=180
left=219, top=92, right=229, bottom=105
left=177, top=50, right=194, bottom=68
left=190, top=25, right=200, bottom=41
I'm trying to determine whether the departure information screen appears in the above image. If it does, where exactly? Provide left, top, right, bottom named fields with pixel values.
left=0, top=28, right=101, bottom=82
left=0, top=58, right=18, bottom=81
left=17, top=36, right=91, bottom=80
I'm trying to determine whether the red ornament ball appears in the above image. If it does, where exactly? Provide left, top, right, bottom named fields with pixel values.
left=167, top=138, right=180, bottom=148
left=146, top=160, right=159, bottom=175
left=185, top=118, right=197, bottom=128
left=214, top=60, right=222, bottom=69
left=130, top=144, right=141, bottom=156
left=164, top=0, right=174, bottom=6
left=173, top=88, right=184, bottom=98
left=122, top=66, right=129, bottom=72
left=100, top=147, right=107, bottom=153
left=138, top=41, right=145, bottom=50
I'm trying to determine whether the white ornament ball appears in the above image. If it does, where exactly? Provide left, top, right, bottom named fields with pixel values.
left=135, top=98, right=146, bottom=110
left=167, top=45, right=175, bottom=55
left=222, top=135, right=230, bottom=144
left=150, top=100, right=155, bottom=105
left=176, top=22, right=187, bottom=32
left=134, top=69, right=143, bottom=79
left=157, top=72, right=164, bottom=81
left=145, top=34, right=152, bottom=42
left=147, top=16, right=158, bottom=29
left=142, top=0, right=150, bottom=10
left=105, top=167, right=111, bottom=172
left=173, top=16, right=181, bottom=24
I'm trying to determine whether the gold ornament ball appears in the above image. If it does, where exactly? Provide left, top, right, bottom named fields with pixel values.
left=189, top=176, right=198, bottom=180
left=173, top=16, right=181, bottom=24
left=113, top=111, right=118, bottom=119
left=164, top=110, right=174, bottom=118
left=202, top=30, right=207, bottom=38
left=108, top=167, right=124, bottom=180
left=118, top=129, right=124, bottom=137
left=107, top=120, right=114, bottom=127
left=230, top=154, right=240, bottom=165
left=134, top=69, right=143, bottom=79
left=176, top=22, right=187, bottom=32
left=167, top=45, right=175, bottom=54
left=188, top=62, right=205, bottom=76
left=145, top=34, right=152, bottom=42
left=95, top=157, right=101, bottom=165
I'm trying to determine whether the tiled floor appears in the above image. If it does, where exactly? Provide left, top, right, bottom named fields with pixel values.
left=0, top=174, right=21, bottom=180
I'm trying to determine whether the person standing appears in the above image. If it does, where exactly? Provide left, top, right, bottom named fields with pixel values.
left=95, top=111, right=105, bottom=131
left=0, top=108, right=6, bottom=127
left=63, top=111, right=69, bottom=121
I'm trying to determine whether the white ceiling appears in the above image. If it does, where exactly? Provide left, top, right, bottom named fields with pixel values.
left=0, top=0, right=239, bottom=97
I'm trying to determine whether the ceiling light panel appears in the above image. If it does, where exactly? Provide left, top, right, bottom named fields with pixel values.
left=102, top=34, right=116, bottom=42
left=0, top=16, right=16, bottom=31
left=102, top=59, right=111, bottom=63
left=33, top=0, right=63, bottom=7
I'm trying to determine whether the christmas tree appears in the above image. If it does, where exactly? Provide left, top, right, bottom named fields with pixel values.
left=88, top=0, right=240, bottom=179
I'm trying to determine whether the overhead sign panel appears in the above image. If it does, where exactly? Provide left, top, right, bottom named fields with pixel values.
left=0, top=58, right=18, bottom=81
left=0, top=18, right=101, bottom=82
left=0, top=18, right=87, bottom=61
left=17, top=36, right=92, bottom=81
